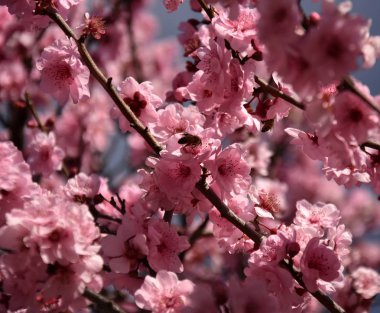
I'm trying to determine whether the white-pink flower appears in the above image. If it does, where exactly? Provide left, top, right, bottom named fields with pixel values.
left=294, top=199, right=340, bottom=232
left=351, top=266, right=380, bottom=299
left=147, top=220, right=189, bottom=273
left=152, top=156, right=201, bottom=202
left=135, top=270, right=195, bottom=313
left=163, top=0, right=184, bottom=12
left=207, top=144, right=251, bottom=196
left=36, top=39, right=90, bottom=104
left=26, top=131, right=65, bottom=177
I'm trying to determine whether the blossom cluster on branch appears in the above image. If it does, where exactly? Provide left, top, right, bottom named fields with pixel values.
left=0, top=0, right=380, bottom=313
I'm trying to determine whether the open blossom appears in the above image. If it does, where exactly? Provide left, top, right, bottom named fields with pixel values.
left=147, top=220, right=190, bottom=272
left=207, top=144, right=251, bottom=196
left=151, top=156, right=201, bottom=202
left=213, top=5, right=259, bottom=52
left=26, top=131, right=65, bottom=177
left=351, top=267, right=380, bottom=299
left=101, top=215, right=148, bottom=274
left=256, top=0, right=301, bottom=47
left=196, top=38, right=232, bottom=92
left=163, top=0, right=184, bottom=12
left=36, top=39, right=90, bottom=104
left=300, top=237, right=342, bottom=292
left=285, top=128, right=325, bottom=161
left=63, top=173, right=101, bottom=203
left=0, top=193, right=100, bottom=265
left=112, top=76, right=162, bottom=132
left=333, top=91, right=379, bottom=142
left=40, top=254, right=103, bottom=309
left=0, top=141, right=39, bottom=225
left=229, top=277, right=281, bottom=313
left=294, top=200, right=340, bottom=232
left=135, top=270, right=195, bottom=313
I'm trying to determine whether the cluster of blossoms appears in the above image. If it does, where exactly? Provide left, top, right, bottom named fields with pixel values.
left=0, top=0, right=380, bottom=313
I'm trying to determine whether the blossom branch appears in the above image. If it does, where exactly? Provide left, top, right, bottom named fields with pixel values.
left=45, top=8, right=163, bottom=155
left=281, top=260, right=346, bottom=313
left=254, top=76, right=306, bottom=110
left=46, top=9, right=346, bottom=313
left=196, top=175, right=263, bottom=245
left=83, top=289, right=127, bottom=313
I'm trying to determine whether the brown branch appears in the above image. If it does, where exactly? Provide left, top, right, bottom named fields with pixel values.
left=281, top=260, right=346, bottom=313
left=360, top=141, right=380, bottom=152
left=126, top=2, right=144, bottom=82
left=197, top=0, right=215, bottom=20
left=254, top=76, right=306, bottom=111
left=46, top=9, right=345, bottom=313
left=163, top=210, right=174, bottom=223
left=341, top=77, right=380, bottom=115
left=196, top=181, right=263, bottom=244
left=83, top=289, right=127, bottom=313
left=24, top=92, right=48, bottom=132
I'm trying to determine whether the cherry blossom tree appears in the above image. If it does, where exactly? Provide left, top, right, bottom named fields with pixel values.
left=0, top=0, right=380, bottom=313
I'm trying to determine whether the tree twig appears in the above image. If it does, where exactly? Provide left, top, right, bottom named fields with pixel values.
left=254, top=76, right=306, bottom=111
left=341, top=77, right=380, bottom=115
left=24, top=92, right=48, bottom=132
left=83, top=289, right=127, bottom=313
left=197, top=0, right=215, bottom=20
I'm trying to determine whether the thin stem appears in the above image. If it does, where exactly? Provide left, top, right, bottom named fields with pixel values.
left=126, top=2, right=144, bottom=82
left=83, top=289, right=127, bottom=313
left=24, top=92, right=48, bottom=132
left=281, top=260, right=346, bottom=313
left=341, top=77, right=380, bottom=115
left=163, top=210, right=174, bottom=223
left=195, top=181, right=263, bottom=245
left=254, top=76, right=306, bottom=110
left=360, top=141, right=380, bottom=152
left=197, top=0, right=215, bottom=20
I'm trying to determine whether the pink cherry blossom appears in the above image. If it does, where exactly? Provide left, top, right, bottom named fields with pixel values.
left=196, top=38, right=231, bottom=92
left=256, top=0, right=301, bottom=47
left=135, top=270, right=195, bottom=313
left=213, top=5, right=259, bottom=52
left=63, top=172, right=101, bottom=203
left=151, top=156, right=202, bottom=202
left=147, top=220, right=189, bottom=272
left=112, top=76, right=162, bottom=132
left=228, top=276, right=281, bottom=313
left=333, top=91, right=379, bottom=142
left=36, top=39, right=90, bottom=104
left=300, top=1, right=368, bottom=86
left=285, top=128, right=325, bottom=161
left=26, top=131, right=65, bottom=177
left=300, top=237, right=341, bottom=292
left=351, top=267, right=380, bottom=299
left=101, top=215, right=148, bottom=274
left=0, top=141, right=39, bottom=225
left=163, top=0, right=184, bottom=12
left=207, top=144, right=251, bottom=196
left=294, top=200, right=341, bottom=232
